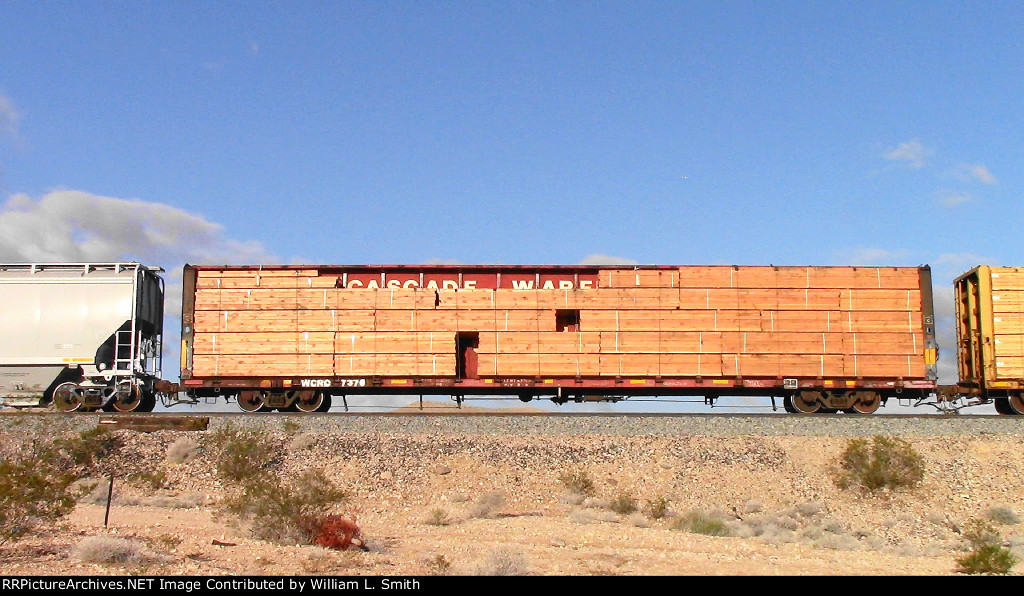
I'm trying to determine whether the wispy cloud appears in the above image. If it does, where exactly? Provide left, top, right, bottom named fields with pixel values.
left=578, top=253, right=639, bottom=266
left=938, top=191, right=973, bottom=208
left=953, top=163, right=997, bottom=186
left=883, top=139, right=930, bottom=169
left=0, top=94, right=19, bottom=139
left=933, top=252, right=992, bottom=270
left=836, top=247, right=910, bottom=266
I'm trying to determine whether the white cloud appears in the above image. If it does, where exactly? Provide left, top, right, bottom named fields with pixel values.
left=953, top=163, right=997, bottom=186
left=0, top=190, right=280, bottom=378
left=578, top=253, right=639, bottom=266
left=0, top=190, right=275, bottom=265
left=883, top=139, right=930, bottom=169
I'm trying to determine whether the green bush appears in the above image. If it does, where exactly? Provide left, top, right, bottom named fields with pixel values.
left=956, top=520, right=1017, bottom=575
left=671, top=510, right=732, bottom=537
left=209, top=423, right=278, bottom=481
left=67, top=427, right=121, bottom=469
left=0, top=442, right=82, bottom=544
left=835, top=436, right=924, bottom=492
left=221, top=468, right=352, bottom=546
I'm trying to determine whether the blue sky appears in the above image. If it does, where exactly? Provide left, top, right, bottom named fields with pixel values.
left=1, top=2, right=1020, bottom=411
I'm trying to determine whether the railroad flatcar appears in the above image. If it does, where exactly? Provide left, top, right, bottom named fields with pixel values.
left=176, top=263, right=939, bottom=414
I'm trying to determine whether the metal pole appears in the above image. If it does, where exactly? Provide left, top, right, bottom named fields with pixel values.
left=103, top=474, right=114, bottom=527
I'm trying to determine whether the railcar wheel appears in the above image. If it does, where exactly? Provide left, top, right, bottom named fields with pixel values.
left=137, top=389, right=157, bottom=412
left=294, top=390, right=328, bottom=413
left=238, top=390, right=268, bottom=413
left=789, top=391, right=822, bottom=414
left=52, top=382, right=83, bottom=412
left=994, top=398, right=1015, bottom=415
left=1008, top=393, right=1024, bottom=415
left=109, top=383, right=145, bottom=412
left=850, top=391, right=881, bottom=415
left=782, top=396, right=798, bottom=413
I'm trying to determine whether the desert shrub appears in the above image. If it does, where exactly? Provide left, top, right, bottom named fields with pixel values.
left=423, top=508, right=453, bottom=526
left=742, top=499, right=764, bottom=514
left=0, top=441, right=82, bottom=544
left=467, top=491, right=506, bottom=519
left=74, top=536, right=147, bottom=565
left=609, top=492, right=638, bottom=515
left=671, top=510, right=732, bottom=537
left=425, top=554, right=453, bottom=576
left=128, top=469, right=168, bottom=490
left=986, top=506, right=1021, bottom=526
left=794, top=501, right=824, bottom=518
left=66, top=427, right=121, bottom=469
left=643, top=496, right=670, bottom=520
left=957, top=520, right=1017, bottom=575
left=625, top=512, right=650, bottom=528
left=148, top=492, right=205, bottom=509
left=209, top=423, right=278, bottom=481
left=221, top=468, right=353, bottom=547
left=166, top=437, right=201, bottom=464
left=568, top=508, right=619, bottom=524
left=473, top=548, right=530, bottom=576
left=83, top=480, right=129, bottom=506
left=834, top=436, right=924, bottom=492
left=153, top=534, right=183, bottom=550
left=559, top=469, right=596, bottom=496
left=809, top=532, right=861, bottom=551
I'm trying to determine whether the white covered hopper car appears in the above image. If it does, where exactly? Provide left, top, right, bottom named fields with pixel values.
left=0, top=263, right=164, bottom=411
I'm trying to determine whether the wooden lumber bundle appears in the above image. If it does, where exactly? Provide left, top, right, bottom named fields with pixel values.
left=188, top=265, right=931, bottom=380
left=990, top=267, right=1024, bottom=379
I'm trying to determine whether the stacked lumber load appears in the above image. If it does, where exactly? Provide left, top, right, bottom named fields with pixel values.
left=988, top=267, right=1024, bottom=379
left=190, top=269, right=456, bottom=377
left=476, top=266, right=928, bottom=379
left=187, top=265, right=931, bottom=381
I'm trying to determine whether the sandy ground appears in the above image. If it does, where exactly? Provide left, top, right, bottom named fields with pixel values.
left=2, top=420, right=1024, bottom=577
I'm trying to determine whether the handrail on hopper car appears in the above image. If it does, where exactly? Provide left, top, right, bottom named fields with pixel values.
left=0, top=262, right=165, bottom=274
